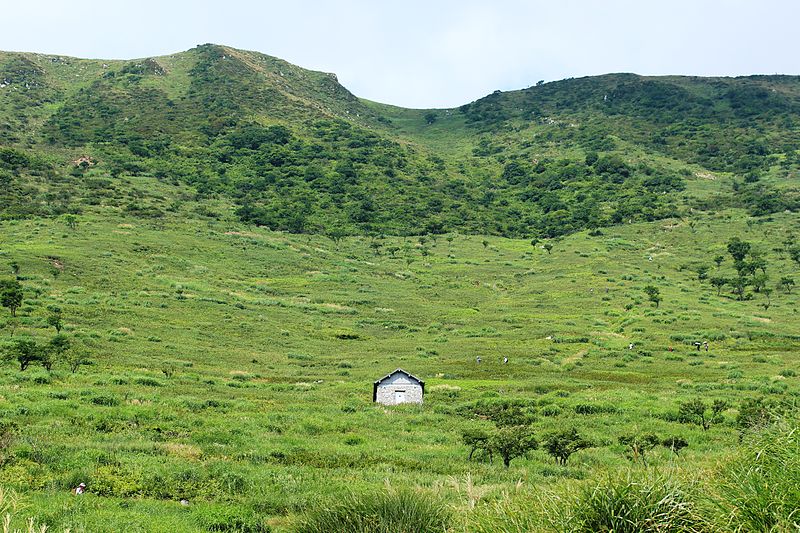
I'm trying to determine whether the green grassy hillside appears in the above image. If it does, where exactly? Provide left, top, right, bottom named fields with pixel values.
left=0, top=45, right=799, bottom=531
left=1, top=207, right=799, bottom=530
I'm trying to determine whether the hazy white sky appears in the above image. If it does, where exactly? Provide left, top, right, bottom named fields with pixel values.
left=2, top=0, right=798, bottom=108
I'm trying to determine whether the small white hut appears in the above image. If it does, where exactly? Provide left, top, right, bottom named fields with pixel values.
left=373, top=369, right=424, bottom=405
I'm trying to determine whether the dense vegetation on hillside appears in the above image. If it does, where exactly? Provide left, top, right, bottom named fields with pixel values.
left=1, top=45, right=798, bottom=238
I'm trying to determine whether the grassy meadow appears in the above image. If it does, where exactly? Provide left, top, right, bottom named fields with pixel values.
left=1, top=43, right=799, bottom=531
left=1, top=202, right=798, bottom=531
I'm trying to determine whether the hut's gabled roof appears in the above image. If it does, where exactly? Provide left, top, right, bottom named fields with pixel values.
left=374, top=368, right=424, bottom=385
left=373, top=368, right=424, bottom=401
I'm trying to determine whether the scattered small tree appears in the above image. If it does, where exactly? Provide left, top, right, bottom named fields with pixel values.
left=543, top=428, right=593, bottom=465
left=46, top=306, right=63, bottom=333
left=462, top=427, right=492, bottom=462
left=788, top=245, right=800, bottom=267
left=325, top=226, right=348, bottom=248
left=619, top=433, right=660, bottom=465
left=65, top=345, right=91, bottom=374
left=713, top=255, right=724, bottom=269
left=5, top=339, right=45, bottom=371
left=778, top=277, right=794, bottom=294
left=678, top=399, right=727, bottom=431
left=47, top=334, right=71, bottom=370
left=661, top=436, right=689, bottom=455
left=731, top=274, right=748, bottom=301
left=751, top=273, right=768, bottom=293
left=489, top=425, right=538, bottom=468
left=749, top=253, right=768, bottom=275
left=0, top=279, right=23, bottom=317
left=64, top=214, right=78, bottom=230
left=543, top=242, right=553, bottom=254
left=761, top=287, right=773, bottom=310
left=643, top=285, right=662, bottom=307
left=696, top=266, right=709, bottom=282
left=710, top=276, right=729, bottom=296
left=727, top=237, right=751, bottom=262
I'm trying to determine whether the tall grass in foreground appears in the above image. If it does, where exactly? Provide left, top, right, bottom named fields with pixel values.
left=472, top=420, right=800, bottom=532
left=472, top=471, right=710, bottom=533
left=0, top=488, right=49, bottom=533
left=297, top=486, right=452, bottom=533
left=714, top=422, right=800, bottom=532
left=567, top=471, right=710, bottom=532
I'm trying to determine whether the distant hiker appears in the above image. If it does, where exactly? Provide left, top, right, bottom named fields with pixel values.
left=668, top=346, right=674, bottom=352
left=694, top=342, right=702, bottom=351
left=503, top=357, right=508, bottom=364
left=72, top=483, right=86, bottom=495
left=703, top=341, right=709, bottom=352
left=476, top=356, right=481, bottom=364
left=628, top=343, right=634, bottom=350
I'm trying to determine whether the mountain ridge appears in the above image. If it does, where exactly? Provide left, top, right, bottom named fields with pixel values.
left=1, top=44, right=798, bottom=238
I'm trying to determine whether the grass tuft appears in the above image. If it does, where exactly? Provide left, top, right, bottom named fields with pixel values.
left=714, top=421, right=800, bottom=532
left=298, top=486, right=452, bottom=533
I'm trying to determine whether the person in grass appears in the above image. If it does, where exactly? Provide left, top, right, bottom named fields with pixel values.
left=72, top=483, right=86, bottom=495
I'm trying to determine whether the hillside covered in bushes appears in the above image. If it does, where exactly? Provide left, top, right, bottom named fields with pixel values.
left=1, top=44, right=798, bottom=238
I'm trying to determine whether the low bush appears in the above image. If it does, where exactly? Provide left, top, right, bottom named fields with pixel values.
left=134, top=377, right=162, bottom=387
left=574, top=403, right=618, bottom=415
left=89, top=395, right=119, bottom=406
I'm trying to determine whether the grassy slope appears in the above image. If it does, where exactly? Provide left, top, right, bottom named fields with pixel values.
left=1, top=203, right=798, bottom=530
left=1, top=46, right=799, bottom=530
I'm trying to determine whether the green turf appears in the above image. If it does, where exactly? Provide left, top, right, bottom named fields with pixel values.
left=1, top=205, right=798, bottom=531
left=1, top=44, right=799, bottom=532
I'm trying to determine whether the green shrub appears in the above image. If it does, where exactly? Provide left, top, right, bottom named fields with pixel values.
left=298, top=488, right=452, bottom=533
left=134, top=377, right=162, bottom=387
left=574, top=403, right=618, bottom=415
left=89, top=395, right=119, bottom=406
